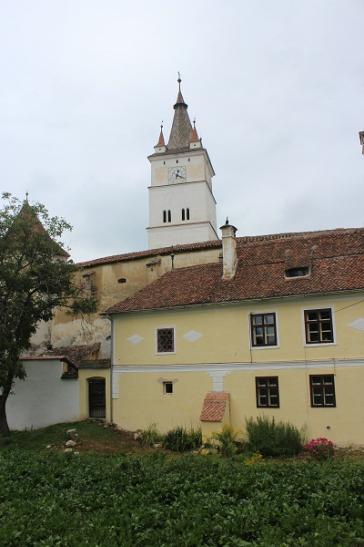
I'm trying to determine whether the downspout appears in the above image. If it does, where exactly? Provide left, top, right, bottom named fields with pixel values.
left=109, top=316, right=114, bottom=424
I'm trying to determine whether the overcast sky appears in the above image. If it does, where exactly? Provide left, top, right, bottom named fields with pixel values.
left=1, top=1, right=363, bottom=261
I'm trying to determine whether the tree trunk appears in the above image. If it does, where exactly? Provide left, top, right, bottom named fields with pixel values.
left=0, top=394, right=10, bottom=437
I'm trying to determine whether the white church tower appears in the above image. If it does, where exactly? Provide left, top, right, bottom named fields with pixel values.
left=147, top=77, right=218, bottom=249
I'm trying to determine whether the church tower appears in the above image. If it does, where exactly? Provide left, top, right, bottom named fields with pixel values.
left=147, top=77, right=218, bottom=249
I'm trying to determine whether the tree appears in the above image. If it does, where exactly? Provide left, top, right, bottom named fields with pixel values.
left=0, top=193, right=95, bottom=436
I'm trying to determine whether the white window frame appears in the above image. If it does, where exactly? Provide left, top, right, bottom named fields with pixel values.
left=155, top=326, right=176, bottom=355
left=301, top=305, right=336, bottom=347
left=249, top=310, right=280, bottom=350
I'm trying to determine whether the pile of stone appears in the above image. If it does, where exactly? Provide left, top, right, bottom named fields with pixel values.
left=64, top=428, right=79, bottom=455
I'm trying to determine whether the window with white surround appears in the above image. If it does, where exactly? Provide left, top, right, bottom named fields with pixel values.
left=304, top=308, right=334, bottom=344
left=256, top=377, right=279, bottom=408
left=157, top=328, right=175, bottom=353
left=310, top=375, right=336, bottom=407
left=250, top=313, right=277, bottom=347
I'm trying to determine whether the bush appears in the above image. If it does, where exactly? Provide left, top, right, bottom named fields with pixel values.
left=246, top=416, right=303, bottom=457
left=304, top=438, right=335, bottom=461
left=163, top=426, right=202, bottom=452
left=212, top=426, right=239, bottom=457
left=138, top=424, right=162, bottom=447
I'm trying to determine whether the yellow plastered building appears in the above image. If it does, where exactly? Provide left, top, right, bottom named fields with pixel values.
left=107, top=224, right=364, bottom=446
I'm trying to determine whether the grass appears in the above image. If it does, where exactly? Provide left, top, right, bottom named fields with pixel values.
left=0, top=420, right=148, bottom=454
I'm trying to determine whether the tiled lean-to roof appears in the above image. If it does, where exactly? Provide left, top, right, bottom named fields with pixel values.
left=105, top=228, right=364, bottom=314
left=200, top=392, right=229, bottom=422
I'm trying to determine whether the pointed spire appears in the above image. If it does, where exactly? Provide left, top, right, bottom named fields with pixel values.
left=167, top=73, right=192, bottom=150
left=190, top=118, right=200, bottom=143
left=156, top=123, right=165, bottom=147
left=154, top=121, right=167, bottom=153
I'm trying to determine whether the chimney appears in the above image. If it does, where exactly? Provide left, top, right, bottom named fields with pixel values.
left=220, top=218, right=238, bottom=280
left=359, top=131, right=364, bottom=155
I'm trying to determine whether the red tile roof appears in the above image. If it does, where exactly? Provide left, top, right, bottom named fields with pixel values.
left=77, top=239, right=222, bottom=268
left=77, top=227, right=358, bottom=269
left=200, top=392, right=229, bottom=422
left=105, top=228, right=364, bottom=314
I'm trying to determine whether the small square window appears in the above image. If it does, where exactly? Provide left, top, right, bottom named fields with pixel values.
left=256, top=377, right=279, bottom=408
left=163, top=381, right=173, bottom=394
left=157, top=328, right=175, bottom=353
left=251, top=313, right=277, bottom=347
left=310, top=375, right=336, bottom=407
left=304, top=309, right=334, bottom=344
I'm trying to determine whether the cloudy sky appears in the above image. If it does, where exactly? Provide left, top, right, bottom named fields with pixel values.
left=1, top=1, right=363, bottom=261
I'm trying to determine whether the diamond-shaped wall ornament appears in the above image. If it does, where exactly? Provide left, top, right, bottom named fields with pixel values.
left=348, top=318, right=364, bottom=332
left=183, top=330, right=203, bottom=342
left=127, top=334, right=144, bottom=345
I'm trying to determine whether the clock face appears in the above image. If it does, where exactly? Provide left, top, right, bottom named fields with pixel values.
left=168, top=166, right=186, bottom=183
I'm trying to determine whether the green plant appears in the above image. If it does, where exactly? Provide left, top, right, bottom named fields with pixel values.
left=246, top=416, right=303, bottom=457
left=162, top=426, right=202, bottom=452
left=244, top=451, right=264, bottom=465
left=212, top=425, right=239, bottom=457
left=138, top=424, right=162, bottom=447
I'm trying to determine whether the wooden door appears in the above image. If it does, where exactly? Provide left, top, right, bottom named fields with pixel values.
left=88, top=378, right=106, bottom=419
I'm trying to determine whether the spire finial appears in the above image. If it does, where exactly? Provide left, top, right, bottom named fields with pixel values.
left=225, top=217, right=229, bottom=225
left=193, top=117, right=196, bottom=128
left=25, top=191, right=29, bottom=203
left=177, top=71, right=181, bottom=91
left=161, top=120, right=163, bottom=130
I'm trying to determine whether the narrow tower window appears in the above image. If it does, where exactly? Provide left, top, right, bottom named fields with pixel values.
left=168, top=210, right=171, bottom=222
left=163, top=210, right=167, bottom=223
left=186, top=208, right=190, bottom=220
left=182, top=209, right=185, bottom=221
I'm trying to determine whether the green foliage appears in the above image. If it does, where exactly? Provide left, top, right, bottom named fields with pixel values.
left=246, top=416, right=303, bottom=457
left=138, top=424, right=162, bottom=447
left=212, top=425, right=239, bottom=457
left=0, top=451, right=364, bottom=545
left=163, top=426, right=202, bottom=452
left=0, top=194, right=96, bottom=434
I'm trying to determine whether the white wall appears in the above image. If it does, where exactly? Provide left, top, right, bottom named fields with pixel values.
left=7, top=360, right=80, bottom=431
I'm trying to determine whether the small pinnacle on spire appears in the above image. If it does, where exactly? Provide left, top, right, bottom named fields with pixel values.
left=155, top=122, right=166, bottom=148
left=177, top=71, right=181, bottom=91
left=225, top=217, right=229, bottom=225
left=189, top=118, right=200, bottom=143
left=25, top=191, right=29, bottom=203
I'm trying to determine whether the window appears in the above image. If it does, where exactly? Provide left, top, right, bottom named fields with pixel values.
left=163, top=381, right=173, bottom=394
left=163, top=210, right=167, bottom=223
left=310, top=375, right=336, bottom=407
left=182, top=208, right=185, bottom=221
left=250, top=313, right=277, bottom=347
left=157, top=328, right=175, bottom=353
left=256, top=377, right=279, bottom=408
left=186, top=208, right=190, bottom=220
left=168, top=210, right=171, bottom=222
left=285, top=266, right=310, bottom=278
left=304, top=308, right=334, bottom=344
left=82, top=273, right=97, bottom=298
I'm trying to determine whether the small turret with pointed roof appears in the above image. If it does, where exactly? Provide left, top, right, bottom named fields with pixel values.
left=154, top=123, right=166, bottom=153
left=190, top=119, right=202, bottom=150
left=167, top=74, right=193, bottom=151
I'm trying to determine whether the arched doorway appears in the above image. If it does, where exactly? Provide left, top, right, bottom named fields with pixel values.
left=88, top=377, right=106, bottom=419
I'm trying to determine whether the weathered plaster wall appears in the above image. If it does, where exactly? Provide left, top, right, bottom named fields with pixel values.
left=46, top=246, right=220, bottom=357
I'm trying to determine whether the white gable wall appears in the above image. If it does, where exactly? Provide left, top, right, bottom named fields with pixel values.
left=7, top=360, right=80, bottom=430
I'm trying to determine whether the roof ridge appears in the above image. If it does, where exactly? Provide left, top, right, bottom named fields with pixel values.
left=78, top=227, right=364, bottom=268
